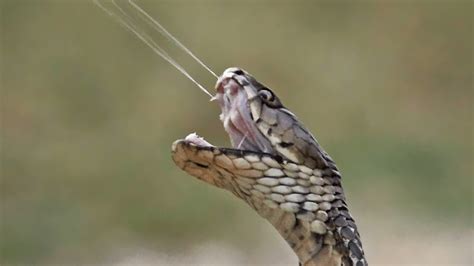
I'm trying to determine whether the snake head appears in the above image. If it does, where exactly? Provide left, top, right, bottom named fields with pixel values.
left=172, top=67, right=366, bottom=266
left=215, top=67, right=328, bottom=169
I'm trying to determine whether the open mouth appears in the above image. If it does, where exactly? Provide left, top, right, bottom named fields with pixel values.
left=182, top=71, right=274, bottom=154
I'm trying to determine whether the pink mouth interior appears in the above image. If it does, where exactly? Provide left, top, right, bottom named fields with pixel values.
left=184, top=77, right=273, bottom=154
left=214, top=78, right=272, bottom=153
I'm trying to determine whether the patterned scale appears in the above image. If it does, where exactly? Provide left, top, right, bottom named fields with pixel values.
left=172, top=67, right=367, bottom=266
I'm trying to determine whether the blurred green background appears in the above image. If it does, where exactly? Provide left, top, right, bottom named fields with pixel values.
left=1, top=0, right=472, bottom=265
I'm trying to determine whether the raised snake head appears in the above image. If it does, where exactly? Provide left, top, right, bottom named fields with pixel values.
left=172, top=67, right=367, bottom=266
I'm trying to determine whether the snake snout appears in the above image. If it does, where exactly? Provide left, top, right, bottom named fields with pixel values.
left=215, top=77, right=240, bottom=96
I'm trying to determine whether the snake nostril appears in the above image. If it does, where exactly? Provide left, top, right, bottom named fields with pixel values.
left=233, top=69, right=244, bottom=75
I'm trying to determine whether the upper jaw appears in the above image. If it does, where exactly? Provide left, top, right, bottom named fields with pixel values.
left=215, top=68, right=249, bottom=131
left=214, top=69, right=274, bottom=153
left=215, top=67, right=240, bottom=90
left=215, top=75, right=256, bottom=150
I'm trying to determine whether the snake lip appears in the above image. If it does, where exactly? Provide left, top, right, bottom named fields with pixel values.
left=184, top=132, right=213, bottom=147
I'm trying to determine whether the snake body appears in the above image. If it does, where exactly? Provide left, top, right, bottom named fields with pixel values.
left=172, top=68, right=367, bottom=266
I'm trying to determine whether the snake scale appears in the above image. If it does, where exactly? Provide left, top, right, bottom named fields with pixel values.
left=172, top=67, right=367, bottom=266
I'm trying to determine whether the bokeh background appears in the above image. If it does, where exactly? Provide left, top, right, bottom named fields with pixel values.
left=1, top=0, right=472, bottom=265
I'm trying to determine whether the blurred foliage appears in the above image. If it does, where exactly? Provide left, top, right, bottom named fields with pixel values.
left=1, top=0, right=472, bottom=264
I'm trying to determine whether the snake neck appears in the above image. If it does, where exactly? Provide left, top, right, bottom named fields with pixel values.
left=245, top=159, right=366, bottom=266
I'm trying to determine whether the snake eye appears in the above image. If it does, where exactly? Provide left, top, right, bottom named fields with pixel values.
left=258, top=89, right=275, bottom=102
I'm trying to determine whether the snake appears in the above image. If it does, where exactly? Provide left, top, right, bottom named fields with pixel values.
left=171, top=67, right=367, bottom=266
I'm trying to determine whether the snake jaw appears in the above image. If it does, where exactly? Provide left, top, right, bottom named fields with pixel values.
left=175, top=67, right=273, bottom=157
left=215, top=68, right=274, bottom=154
